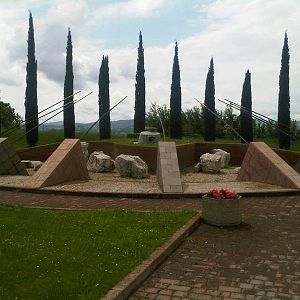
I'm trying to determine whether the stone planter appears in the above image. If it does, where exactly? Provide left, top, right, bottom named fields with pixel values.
left=201, top=196, right=241, bottom=226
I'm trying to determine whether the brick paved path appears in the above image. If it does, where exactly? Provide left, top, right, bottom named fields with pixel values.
left=130, top=197, right=300, bottom=300
left=0, top=190, right=200, bottom=211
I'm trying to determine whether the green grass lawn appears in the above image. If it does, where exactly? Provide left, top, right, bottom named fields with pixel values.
left=0, top=204, right=196, bottom=300
left=3, top=128, right=300, bottom=151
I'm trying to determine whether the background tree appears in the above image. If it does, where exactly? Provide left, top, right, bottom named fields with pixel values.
left=169, top=41, right=182, bottom=139
left=134, top=31, right=145, bottom=133
left=25, top=11, right=38, bottom=146
left=222, top=105, right=240, bottom=139
left=240, top=70, right=253, bottom=143
left=0, top=101, right=22, bottom=137
left=278, top=32, right=290, bottom=149
left=182, top=107, right=203, bottom=136
left=63, top=28, right=75, bottom=138
left=203, top=57, right=215, bottom=141
left=146, top=102, right=170, bottom=136
left=98, top=56, right=111, bottom=139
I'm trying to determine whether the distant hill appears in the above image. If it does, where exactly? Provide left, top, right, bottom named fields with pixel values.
left=40, top=119, right=134, bottom=134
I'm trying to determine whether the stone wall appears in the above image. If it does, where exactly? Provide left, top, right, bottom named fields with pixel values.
left=16, top=141, right=300, bottom=173
left=17, top=143, right=60, bottom=162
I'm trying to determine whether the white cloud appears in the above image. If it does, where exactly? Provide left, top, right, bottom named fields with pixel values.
left=91, top=0, right=169, bottom=20
left=0, top=0, right=300, bottom=126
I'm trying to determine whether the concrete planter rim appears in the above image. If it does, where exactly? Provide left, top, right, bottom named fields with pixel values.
left=201, top=195, right=242, bottom=226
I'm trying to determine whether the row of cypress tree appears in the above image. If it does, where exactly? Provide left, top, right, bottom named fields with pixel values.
left=172, top=33, right=290, bottom=149
left=24, top=11, right=291, bottom=149
left=25, top=12, right=76, bottom=146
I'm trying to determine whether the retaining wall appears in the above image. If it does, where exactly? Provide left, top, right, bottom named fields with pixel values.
left=17, top=141, right=300, bottom=173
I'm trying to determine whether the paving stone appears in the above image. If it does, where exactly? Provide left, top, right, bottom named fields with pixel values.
left=160, top=278, right=180, bottom=285
left=159, top=289, right=173, bottom=296
left=129, top=196, right=300, bottom=299
left=173, top=290, right=188, bottom=297
left=240, top=283, right=254, bottom=289
left=156, top=295, right=171, bottom=300
left=144, top=287, right=159, bottom=294
left=168, top=285, right=191, bottom=292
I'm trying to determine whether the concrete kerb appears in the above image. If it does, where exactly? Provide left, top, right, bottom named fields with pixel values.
left=102, top=214, right=201, bottom=300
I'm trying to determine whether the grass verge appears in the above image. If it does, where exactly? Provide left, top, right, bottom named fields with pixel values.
left=0, top=204, right=196, bottom=300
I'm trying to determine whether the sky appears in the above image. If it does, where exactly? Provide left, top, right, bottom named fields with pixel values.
left=0, top=0, right=299, bottom=124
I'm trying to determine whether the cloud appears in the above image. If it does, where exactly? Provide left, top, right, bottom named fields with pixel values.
left=180, top=0, right=300, bottom=118
left=0, top=0, right=300, bottom=125
left=91, top=0, right=170, bottom=20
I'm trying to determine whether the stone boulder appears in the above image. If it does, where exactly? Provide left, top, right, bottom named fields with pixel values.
left=21, top=160, right=31, bottom=168
left=199, top=153, right=222, bottom=174
left=211, top=149, right=230, bottom=168
left=21, top=160, right=43, bottom=171
left=115, top=154, right=148, bottom=178
left=29, top=161, right=43, bottom=171
left=87, top=151, right=114, bottom=172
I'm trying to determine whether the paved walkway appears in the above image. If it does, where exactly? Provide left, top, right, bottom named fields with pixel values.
left=0, top=191, right=299, bottom=299
left=130, top=196, right=300, bottom=300
left=0, top=190, right=200, bottom=211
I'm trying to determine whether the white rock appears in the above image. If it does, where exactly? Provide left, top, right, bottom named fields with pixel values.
left=138, top=131, right=161, bottom=143
left=200, top=153, right=222, bottom=174
left=21, top=160, right=31, bottom=168
left=29, top=161, right=43, bottom=171
left=87, top=151, right=114, bottom=172
left=115, top=154, right=148, bottom=178
left=22, top=160, right=43, bottom=171
left=211, top=149, right=230, bottom=168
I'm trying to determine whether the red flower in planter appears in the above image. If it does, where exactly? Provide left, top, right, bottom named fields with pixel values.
left=205, top=188, right=240, bottom=200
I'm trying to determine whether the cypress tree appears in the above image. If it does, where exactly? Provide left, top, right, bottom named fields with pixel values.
left=240, top=70, right=253, bottom=143
left=98, top=56, right=111, bottom=139
left=134, top=31, right=145, bottom=133
left=169, top=41, right=182, bottom=139
left=63, top=28, right=75, bottom=138
left=203, top=57, right=215, bottom=141
left=278, top=32, right=290, bottom=149
left=25, top=11, right=38, bottom=146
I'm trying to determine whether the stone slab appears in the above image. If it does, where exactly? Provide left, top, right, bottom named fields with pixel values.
left=0, top=138, right=28, bottom=176
left=237, top=142, right=300, bottom=189
left=157, top=141, right=183, bottom=193
left=28, top=139, right=89, bottom=188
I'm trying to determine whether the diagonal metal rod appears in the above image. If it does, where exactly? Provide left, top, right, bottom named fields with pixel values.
left=2, top=91, right=82, bottom=136
left=81, top=96, right=128, bottom=140
left=223, top=98, right=290, bottom=129
left=194, top=98, right=249, bottom=144
left=6, top=93, right=83, bottom=137
left=218, top=99, right=294, bottom=139
left=221, top=98, right=277, bottom=125
left=12, top=92, right=93, bottom=144
left=218, top=99, right=277, bottom=128
left=7, top=94, right=85, bottom=139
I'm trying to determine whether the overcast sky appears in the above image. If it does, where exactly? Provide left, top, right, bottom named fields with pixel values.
left=0, top=0, right=299, bottom=123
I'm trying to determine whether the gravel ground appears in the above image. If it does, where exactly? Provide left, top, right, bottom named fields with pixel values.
left=0, top=167, right=293, bottom=194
